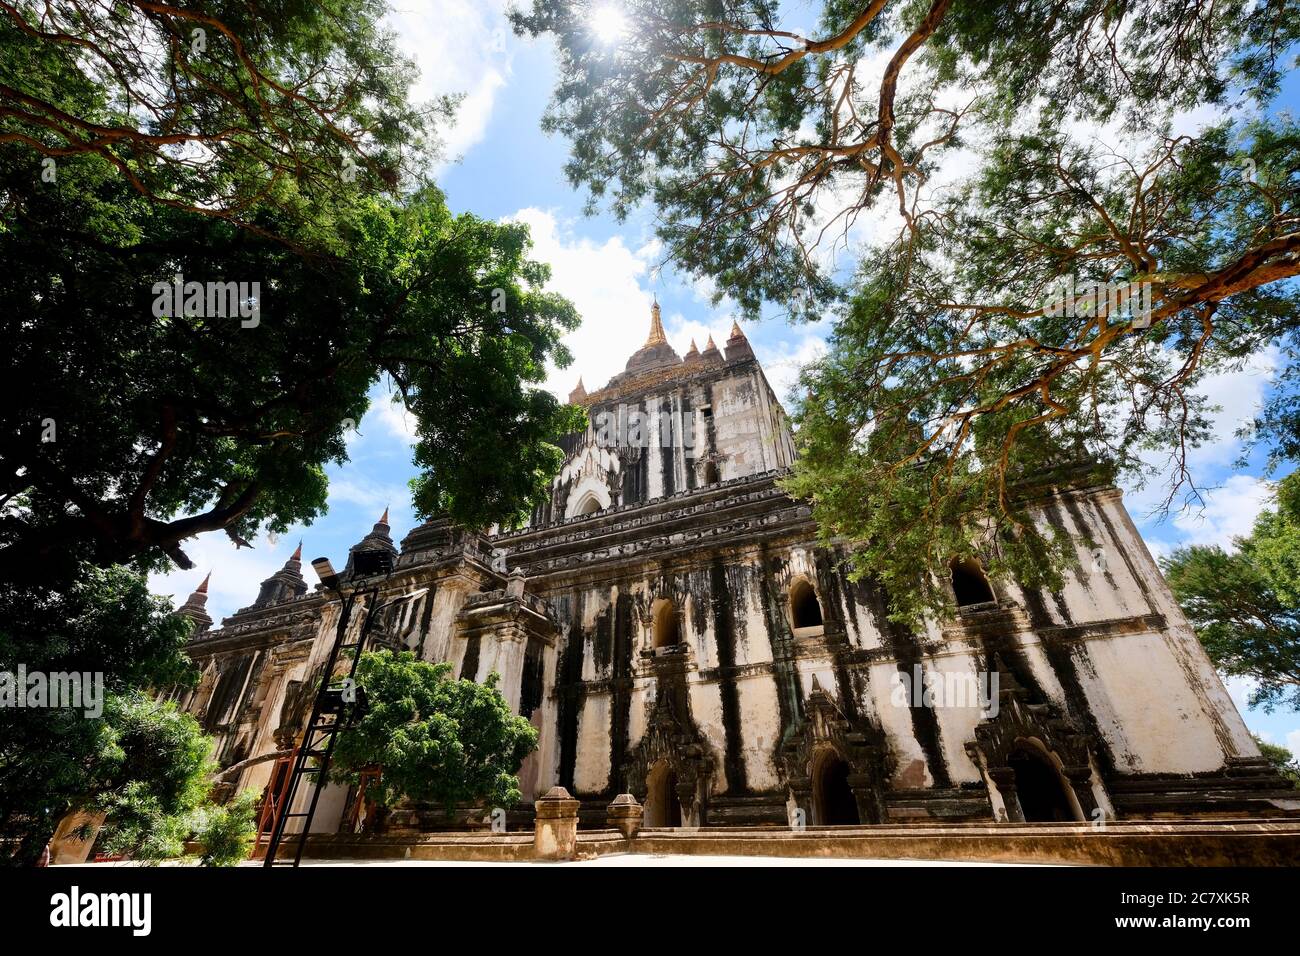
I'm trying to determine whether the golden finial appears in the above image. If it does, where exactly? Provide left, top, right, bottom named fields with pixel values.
left=645, top=297, right=667, bottom=346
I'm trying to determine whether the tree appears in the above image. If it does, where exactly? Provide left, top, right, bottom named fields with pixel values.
left=513, top=0, right=1300, bottom=620
left=1, top=0, right=443, bottom=237
left=0, top=563, right=203, bottom=864
left=191, top=789, right=259, bottom=866
left=0, top=169, right=583, bottom=583
left=2, top=3, right=584, bottom=586
left=330, top=651, right=539, bottom=815
left=1163, top=473, right=1300, bottom=713
left=90, top=692, right=216, bottom=864
left=1253, top=735, right=1300, bottom=789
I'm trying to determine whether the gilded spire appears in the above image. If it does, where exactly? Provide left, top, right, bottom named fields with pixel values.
left=729, top=319, right=745, bottom=339
left=290, top=540, right=302, bottom=561
left=645, top=298, right=667, bottom=347
left=379, top=506, right=390, bottom=526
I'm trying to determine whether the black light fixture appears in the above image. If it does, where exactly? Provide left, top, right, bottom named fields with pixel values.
left=312, top=557, right=339, bottom=590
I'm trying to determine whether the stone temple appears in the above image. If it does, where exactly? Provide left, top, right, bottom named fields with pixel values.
left=174, top=302, right=1297, bottom=837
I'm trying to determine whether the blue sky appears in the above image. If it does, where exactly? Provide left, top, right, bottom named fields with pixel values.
left=150, top=3, right=1300, bottom=759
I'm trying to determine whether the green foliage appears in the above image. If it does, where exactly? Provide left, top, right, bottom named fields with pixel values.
left=0, top=167, right=582, bottom=580
left=0, top=0, right=443, bottom=232
left=331, top=651, right=539, bottom=812
left=0, top=564, right=201, bottom=865
left=192, top=790, right=259, bottom=867
left=1253, top=736, right=1300, bottom=789
left=92, top=693, right=215, bottom=864
left=513, top=0, right=1298, bottom=316
left=1, top=4, right=582, bottom=583
left=1163, top=473, right=1300, bottom=713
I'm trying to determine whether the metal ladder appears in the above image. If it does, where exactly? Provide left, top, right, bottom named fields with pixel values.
left=262, top=584, right=380, bottom=867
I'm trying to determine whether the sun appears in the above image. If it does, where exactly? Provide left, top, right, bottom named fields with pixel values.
left=590, top=5, right=628, bottom=45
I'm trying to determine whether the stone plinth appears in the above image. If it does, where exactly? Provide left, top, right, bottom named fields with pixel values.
left=606, top=793, right=644, bottom=840
left=533, top=786, right=581, bottom=861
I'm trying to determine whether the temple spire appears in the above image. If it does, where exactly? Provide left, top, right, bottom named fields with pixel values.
left=644, top=298, right=667, bottom=347
left=290, top=540, right=302, bottom=562
left=177, top=572, right=214, bottom=636
left=724, top=318, right=754, bottom=362
left=379, top=505, right=390, bottom=526
left=568, top=376, right=588, bottom=404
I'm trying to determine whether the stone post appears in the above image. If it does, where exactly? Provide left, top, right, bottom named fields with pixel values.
left=606, top=793, right=644, bottom=840
left=847, top=772, right=884, bottom=825
left=533, top=786, right=581, bottom=861
left=988, top=767, right=1024, bottom=823
left=1063, top=765, right=1100, bottom=822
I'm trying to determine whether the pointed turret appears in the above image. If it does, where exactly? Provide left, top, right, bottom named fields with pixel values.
left=701, top=333, right=723, bottom=364
left=177, top=572, right=214, bottom=636
left=568, top=376, right=588, bottom=404
left=724, top=318, right=754, bottom=362
left=683, top=338, right=701, bottom=364
left=252, top=542, right=309, bottom=607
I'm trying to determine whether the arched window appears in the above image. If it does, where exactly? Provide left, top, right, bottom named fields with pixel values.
left=950, top=557, right=995, bottom=607
left=790, top=578, right=824, bottom=629
left=703, top=461, right=720, bottom=484
left=651, top=597, right=679, bottom=649
left=576, top=494, right=603, bottom=516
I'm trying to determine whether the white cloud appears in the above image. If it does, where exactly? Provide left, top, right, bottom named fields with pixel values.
left=370, top=392, right=420, bottom=445
left=326, top=476, right=413, bottom=529
left=1287, top=729, right=1300, bottom=762
left=1168, top=474, right=1274, bottom=550
left=504, top=207, right=659, bottom=397
left=385, top=0, right=514, bottom=166
left=757, top=332, right=828, bottom=407
left=1186, top=346, right=1280, bottom=469
left=1222, top=675, right=1259, bottom=713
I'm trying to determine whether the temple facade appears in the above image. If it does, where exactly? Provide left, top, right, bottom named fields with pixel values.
left=175, top=304, right=1298, bottom=835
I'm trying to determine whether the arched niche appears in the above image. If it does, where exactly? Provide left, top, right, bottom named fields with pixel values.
left=813, top=750, right=860, bottom=826
left=789, top=577, right=825, bottom=635
left=950, top=557, right=996, bottom=607
left=643, top=759, right=683, bottom=827
left=651, top=597, right=680, bottom=649
left=564, top=474, right=611, bottom=519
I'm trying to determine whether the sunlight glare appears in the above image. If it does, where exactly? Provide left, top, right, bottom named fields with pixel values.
left=591, top=5, right=628, bottom=45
